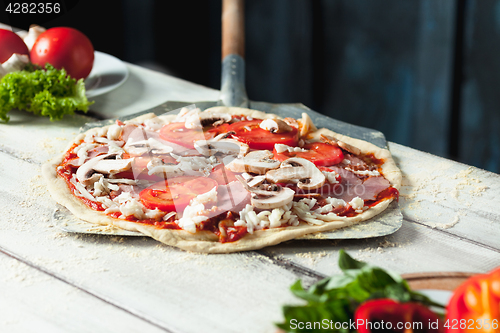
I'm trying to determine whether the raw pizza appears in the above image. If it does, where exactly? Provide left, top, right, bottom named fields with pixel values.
left=43, top=107, right=402, bottom=253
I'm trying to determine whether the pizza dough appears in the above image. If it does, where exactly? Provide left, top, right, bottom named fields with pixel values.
left=42, top=107, right=402, bottom=253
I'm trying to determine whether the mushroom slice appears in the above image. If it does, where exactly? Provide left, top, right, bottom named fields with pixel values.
left=266, top=157, right=325, bottom=190
left=194, top=138, right=248, bottom=158
left=211, top=131, right=236, bottom=141
left=251, top=187, right=295, bottom=210
left=146, top=157, right=183, bottom=177
left=283, top=117, right=299, bottom=129
left=124, top=138, right=173, bottom=155
left=185, top=111, right=232, bottom=129
left=236, top=175, right=294, bottom=210
left=244, top=174, right=266, bottom=188
left=93, top=158, right=134, bottom=175
left=259, top=118, right=293, bottom=133
left=226, top=150, right=280, bottom=175
left=298, top=113, right=318, bottom=137
left=320, top=134, right=361, bottom=155
left=76, top=153, right=117, bottom=185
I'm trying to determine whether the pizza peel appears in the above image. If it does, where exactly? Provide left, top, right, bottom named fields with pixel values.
left=53, top=0, right=402, bottom=240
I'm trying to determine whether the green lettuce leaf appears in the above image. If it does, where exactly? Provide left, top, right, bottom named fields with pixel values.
left=0, top=64, right=93, bottom=122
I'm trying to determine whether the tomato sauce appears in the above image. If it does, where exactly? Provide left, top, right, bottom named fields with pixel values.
left=363, top=153, right=385, bottom=166
left=57, top=165, right=105, bottom=211
left=366, top=187, right=400, bottom=207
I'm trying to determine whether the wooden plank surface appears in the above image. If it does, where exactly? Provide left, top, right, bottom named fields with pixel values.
left=0, top=251, right=167, bottom=333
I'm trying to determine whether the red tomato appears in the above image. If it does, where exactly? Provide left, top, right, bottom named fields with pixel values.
left=139, top=176, right=218, bottom=212
left=273, top=142, right=344, bottom=166
left=0, top=29, right=29, bottom=63
left=159, top=122, right=218, bottom=148
left=206, top=123, right=231, bottom=137
left=30, top=27, right=94, bottom=79
left=228, top=119, right=299, bottom=150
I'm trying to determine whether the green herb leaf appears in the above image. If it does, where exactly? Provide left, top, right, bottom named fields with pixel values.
left=0, top=64, right=93, bottom=122
left=338, top=249, right=366, bottom=270
left=276, top=250, right=444, bottom=333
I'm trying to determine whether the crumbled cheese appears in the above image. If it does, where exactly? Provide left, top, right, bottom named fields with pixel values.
left=109, top=191, right=161, bottom=220
left=170, top=154, right=219, bottom=176
left=119, top=199, right=146, bottom=219
left=108, top=143, right=125, bottom=156
left=97, top=126, right=108, bottom=138
left=191, top=186, right=218, bottom=206
left=234, top=202, right=297, bottom=233
left=349, top=196, right=365, bottom=213
left=314, top=198, right=346, bottom=214
left=107, top=124, right=123, bottom=140
left=177, top=204, right=208, bottom=233
left=93, top=136, right=124, bottom=146
left=106, top=178, right=137, bottom=185
left=163, top=211, right=177, bottom=221
left=143, top=208, right=163, bottom=220
left=93, top=176, right=119, bottom=197
left=144, top=117, right=169, bottom=131
left=70, top=175, right=96, bottom=201
left=291, top=201, right=325, bottom=225
left=300, top=198, right=317, bottom=210
left=346, top=167, right=380, bottom=177
left=322, top=170, right=339, bottom=184
left=146, top=158, right=183, bottom=177
left=292, top=199, right=349, bottom=224
left=274, top=143, right=308, bottom=153
left=95, top=196, right=115, bottom=209
left=326, top=197, right=346, bottom=207
left=177, top=187, right=217, bottom=233
left=84, top=133, right=95, bottom=143
left=75, top=143, right=97, bottom=165
left=175, top=107, right=201, bottom=122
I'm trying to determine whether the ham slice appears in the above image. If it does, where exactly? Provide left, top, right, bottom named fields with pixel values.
left=120, top=124, right=140, bottom=143
left=87, top=145, right=109, bottom=158
left=330, top=166, right=362, bottom=186
left=357, top=176, right=391, bottom=200
left=327, top=166, right=390, bottom=201
left=217, top=181, right=251, bottom=213
left=123, top=124, right=197, bottom=156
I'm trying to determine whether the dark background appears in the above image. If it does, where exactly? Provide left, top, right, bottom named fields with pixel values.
left=1, top=0, right=499, bottom=173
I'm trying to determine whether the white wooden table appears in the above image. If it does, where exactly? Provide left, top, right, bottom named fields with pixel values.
left=1, top=63, right=499, bottom=333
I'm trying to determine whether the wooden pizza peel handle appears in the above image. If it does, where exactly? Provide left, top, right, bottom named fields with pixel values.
left=222, top=0, right=245, bottom=59
left=220, top=0, right=248, bottom=108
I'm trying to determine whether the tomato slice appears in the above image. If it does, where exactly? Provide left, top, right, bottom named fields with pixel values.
left=273, top=142, right=344, bottom=166
left=228, top=119, right=299, bottom=150
left=140, top=176, right=218, bottom=212
left=159, top=122, right=218, bottom=149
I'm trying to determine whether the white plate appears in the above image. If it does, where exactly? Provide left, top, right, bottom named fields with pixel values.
left=84, top=51, right=129, bottom=98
